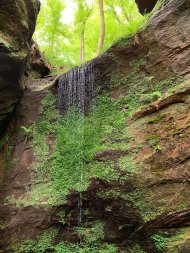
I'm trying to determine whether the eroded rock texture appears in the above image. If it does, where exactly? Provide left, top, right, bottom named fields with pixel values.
left=1, top=0, right=190, bottom=252
left=27, top=41, right=51, bottom=78
left=0, top=0, right=40, bottom=132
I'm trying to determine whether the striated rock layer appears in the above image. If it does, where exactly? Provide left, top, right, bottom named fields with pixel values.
left=0, top=0, right=40, bottom=132
left=1, top=0, right=190, bottom=252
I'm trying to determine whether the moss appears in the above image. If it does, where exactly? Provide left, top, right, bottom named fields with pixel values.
left=0, top=134, right=10, bottom=150
left=165, top=228, right=190, bottom=253
left=118, top=155, right=137, bottom=173
left=145, top=133, right=162, bottom=152
left=14, top=223, right=118, bottom=253
left=13, top=228, right=58, bottom=253
left=75, top=221, right=105, bottom=244
left=54, top=242, right=118, bottom=253
left=57, top=211, right=66, bottom=225
left=14, top=93, right=127, bottom=207
left=152, top=229, right=186, bottom=252
left=147, top=113, right=166, bottom=124
left=123, top=188, right=164, bottom=222
left=0, top=221, right=6, bottom=230
left=129, top=244, right=147, bottom=253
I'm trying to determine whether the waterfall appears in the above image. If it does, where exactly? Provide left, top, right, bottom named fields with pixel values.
left=57, top=60, right=95, bottom=243
left=57, top=61, right=95, bottom=114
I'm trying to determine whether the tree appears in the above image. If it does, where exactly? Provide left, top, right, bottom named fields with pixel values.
left=34, top=0, right=147, bottom=66
left=105, top=0, right=121, bottom=25
left=97, top=0, right=105, bottom=56
left=74, top=0, right=93, bottom=64
left=34, top=0, right=66, bottom=65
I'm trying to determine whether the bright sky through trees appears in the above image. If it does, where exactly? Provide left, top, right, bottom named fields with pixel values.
left=35, top=0, right=148, bottom=67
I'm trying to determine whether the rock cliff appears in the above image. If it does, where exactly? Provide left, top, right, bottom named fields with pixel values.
left=1, top=0, right=190, bottom=252
left=0, top=0, right=40, bottom=132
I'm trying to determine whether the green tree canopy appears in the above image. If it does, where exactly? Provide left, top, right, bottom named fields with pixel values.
left=34, top=0, right=148, bottom=67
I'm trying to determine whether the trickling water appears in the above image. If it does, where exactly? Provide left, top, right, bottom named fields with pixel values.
left=78, top=173, right=83, bottom=243
left=57, top=60, right=95, bottom=243
left=57, top=61, right=95, bottom=115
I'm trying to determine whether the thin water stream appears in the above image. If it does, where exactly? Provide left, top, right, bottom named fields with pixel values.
left=57, top=61, right=95, bottom=115
left=57, top=61, right=95, bottom=243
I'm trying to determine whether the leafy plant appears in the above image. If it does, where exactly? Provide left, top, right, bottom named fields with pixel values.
left=34, top=0, right=149, bottom=66
left=21, top=126, right=32, bottom=137
left=151, top=234, right=168, bottom=251
left=14, top=229, right=58, bottom=253
left=16, top=93, right=126, bottom=206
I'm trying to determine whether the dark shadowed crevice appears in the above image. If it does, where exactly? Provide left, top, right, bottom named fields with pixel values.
left=135, top=0, right=158, bottom=14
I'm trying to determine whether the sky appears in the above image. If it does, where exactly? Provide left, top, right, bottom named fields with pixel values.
left=62, top=3, right=77, bottom=24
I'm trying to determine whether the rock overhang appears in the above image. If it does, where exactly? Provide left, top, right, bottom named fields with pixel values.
left=0, top=0, right=40, bottom=132
left=135, top=0, right=158, bottom=14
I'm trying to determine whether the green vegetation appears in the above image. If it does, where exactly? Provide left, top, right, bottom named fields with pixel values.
left=34, top=0, right=149, bottom=66
left=0, top=221, right=6, bottom=230
left=118, top=156, right=137, bottom=173
left=13, top=224, right=118, bottom=253
left=123, top=188, right=164, bottom=222
left=152, top=234, right=169, bottom=251
left=20, top=126, right=32, bottom=137
left=0, top=134, right=10, bottom=149
left=54, top=242, right=117, bottom=253
left=130, top=244, right=147, bottom=253
left=151, top=230, right=186, bottom=252
left=13, top=229, right=58, bottom=253
left=16, top=93, right=127, bottom=206
left=146, top=134, right=162, bottom=152
left=109, top=60, right=184, bottom=120
left=15, top=240, right=118, bottom=253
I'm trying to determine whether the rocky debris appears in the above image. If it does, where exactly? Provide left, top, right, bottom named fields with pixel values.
left=27, top=41, right=51, bottom=78
left=0, top=0, right=40, bottom=132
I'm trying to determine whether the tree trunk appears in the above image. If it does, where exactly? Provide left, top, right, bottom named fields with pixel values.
left=107, top=3, right=121, bottom=25
left=97, top=0, right=105, bottom=56
left=80, top=30, right=85, bottom=64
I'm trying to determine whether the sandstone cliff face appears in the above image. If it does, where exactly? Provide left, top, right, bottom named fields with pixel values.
left=1, top=0, right=190, bottom=253
left=0, top=0, right=40, bottom=132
